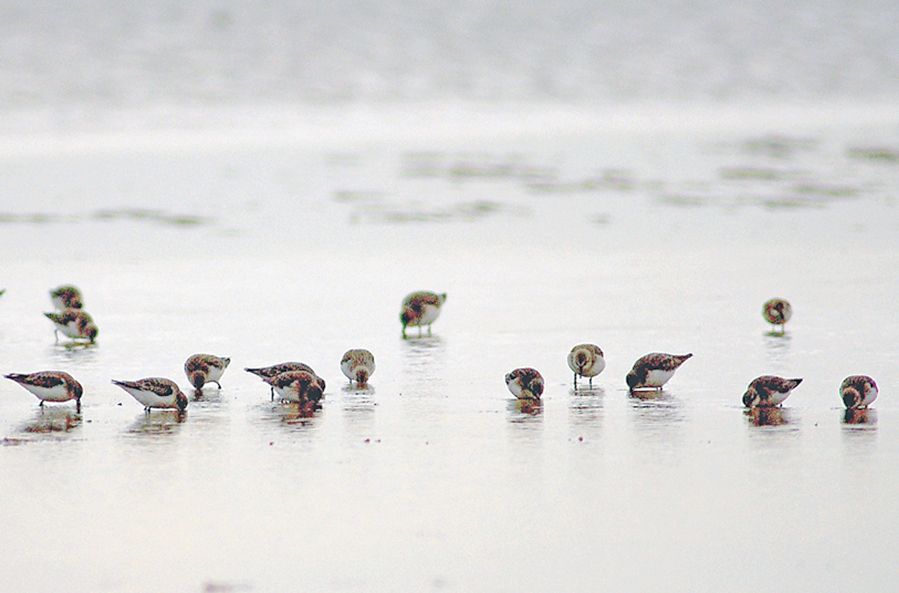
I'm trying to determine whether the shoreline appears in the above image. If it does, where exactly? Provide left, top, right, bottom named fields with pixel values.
left=1, top=100, right=897, bottom=156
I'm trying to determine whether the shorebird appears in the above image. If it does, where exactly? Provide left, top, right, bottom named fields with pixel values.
left=112, top=378, right=188, bottom=412
left=626, top=353, right=692, bottom=392
left=340, top=349, right=375, bottom=386
left=505, top=368, right=544, bottom=400
left=184, top=353, right=231, bottom=391
left=839, top=375, right=878, bottom=409
left=742, top=375, right=803, bottom=408
left=4, top=371, right=83, bottom=411
left=400, top=291, right=446, bottom=338
left=762, top=298, right=792, bottom=333
left=567, top=343, right=605, bottom=388
left=267, top=371, right=325, bottom=408
left=245, top=362, right=324, bottom=401
left=50, top=285, right=83, bottom=310
left=44, top=308, right=98, bottom=342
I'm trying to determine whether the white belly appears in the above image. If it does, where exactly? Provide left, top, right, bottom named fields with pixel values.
left=123, top=387, right=176, bottom=408
left=206, top=366, right=225, bottom=382
left=51, top=296, right=66, bottom=310
left=643, top=369, right=675, bottom=388
left=55, top=321, right=81, bottom=338
left=416, top=305, right=441, bottom=326
left=340, top=360, right=355, bottom=381
left=342, top=362, right=374, bottom=381
left=767, top=389, right=793, bottom=406
left=862, top=388, right=878, bottom=407
left=582, top=357, right=606, bottom=378
left=274, top=385, right=302, bottom=402
left=22, top=383, right=72, bottom=402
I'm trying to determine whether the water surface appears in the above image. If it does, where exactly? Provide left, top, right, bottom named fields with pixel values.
left=1, top=110, right=898, bottom=593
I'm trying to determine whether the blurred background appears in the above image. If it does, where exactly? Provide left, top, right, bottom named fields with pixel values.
left=2, top=0, right=899, bottom=133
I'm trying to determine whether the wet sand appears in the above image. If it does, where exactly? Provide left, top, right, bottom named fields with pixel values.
left=1, top=107, right=898, bottom=592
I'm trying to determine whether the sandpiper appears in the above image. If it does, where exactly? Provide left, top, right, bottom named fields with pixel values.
left=742, top=375, right=803, bottom=408
left=5, top=371, right=83, bottom=411
left=184, top=353, right=231, bottom=391
left=505, top=368, right=544, bottom=400
left=400, top=291, right=447, bottom=338
left=112, top=378, right=188, bottom=412
left=839, top=375, right=878, bottom=409
left=762, top=298, right=792, bottom=332
left=50, top=285, right=83, bottom=310
left=44, top=308, right=98, bottom=342
left=626, top=353, right=692, bottom=392
left=567, top=343, right=605, bottom=388
left=268, top=371, right=325, bottom=408
left=340, top=349, right=376, bottom=386
left=245, top=362, right=324, bottom=400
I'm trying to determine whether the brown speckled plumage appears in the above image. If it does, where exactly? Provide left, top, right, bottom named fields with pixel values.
left=245, top=362, right=316, bottom=379
left=50, top=285, right=83, bottom=309
left=840, top=375, right=878, bottom=409
left=185, top=354, right=226, bottom=373
left=111, top=377, right=188, bottom=411
left=248, top=362, right=324, bottom=400
left=400, top=290, right=447, bottom=336
left=742, top=375, right=803, bottom=408
left=268, top=371, right=325, bottom=404
left=184, top=353, right=230, bottom=390
left=113, top=377, right=176, bottom=397
left=4, top=371, right=83, bottom=408
left=44, top=308, right=98, bottom=341
left=505, top=367, right=545, bottom=399
left=626, top=353, right=692, bottom=390
left=762, top=298, right=792, bottom=327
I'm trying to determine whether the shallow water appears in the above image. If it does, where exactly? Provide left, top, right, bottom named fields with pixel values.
left=1, top=110, right=898, bottom=593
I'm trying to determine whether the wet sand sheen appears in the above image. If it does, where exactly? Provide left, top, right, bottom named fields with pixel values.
left=1, top=115, right=898, bottom=593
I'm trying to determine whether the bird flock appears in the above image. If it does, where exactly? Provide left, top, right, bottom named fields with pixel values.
left=0, top=287, right=881, bottom=420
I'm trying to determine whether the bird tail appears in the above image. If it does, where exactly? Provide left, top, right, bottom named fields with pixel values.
left=43, top=312, right=62, bottom=322
left=111, top=379, right=140, bottom=390
left=4, top=373, right=27, bottom=383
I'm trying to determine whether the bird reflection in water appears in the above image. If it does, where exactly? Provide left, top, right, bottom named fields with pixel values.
left=402, top=334, right=445, bottom=365
left=569, top=387, right=604, bottom=425
left=21, top=407, right=82, bottom=434
left=762, top=331, right=791, bottom=364
left=507, top=398, right=543, bottom=420
left=745, top=407, right=791, bottom=427
left=627, top=387, right=669, bottom=402
left=277, top=401, right=322, bottom=426
left=627, top=390, right=685, bottom=444
left=342, top=383, right=376, bottom=396
left=47, top=340, right=98, bottom=365
left=843, top=408, right=876, bottom=427
left=127, top=410, right=186, bottom=435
